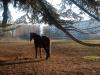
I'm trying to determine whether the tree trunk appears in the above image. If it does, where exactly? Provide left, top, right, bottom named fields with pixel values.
left=2, top=0, right=9, bottom=27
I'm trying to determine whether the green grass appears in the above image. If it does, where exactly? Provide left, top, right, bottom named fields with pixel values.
left=83, top=56, right=100, bottom=61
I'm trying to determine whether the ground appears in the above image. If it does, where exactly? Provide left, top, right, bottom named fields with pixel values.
left=0, top=40, right=100, bottom=75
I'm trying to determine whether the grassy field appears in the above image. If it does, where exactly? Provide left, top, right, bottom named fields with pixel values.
left=0, top=40, right=100, bottom=75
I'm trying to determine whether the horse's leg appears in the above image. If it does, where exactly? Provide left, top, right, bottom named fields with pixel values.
left=46, top=48, right=50, bottom=60
left=39, top=48, right=42, bottom=58
left=35, top=47, right=38, bottom=58
left=44, top=47, right=50, bottom=60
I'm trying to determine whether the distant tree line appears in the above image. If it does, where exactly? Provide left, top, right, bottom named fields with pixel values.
left=14, top=25, right=67, bottom=40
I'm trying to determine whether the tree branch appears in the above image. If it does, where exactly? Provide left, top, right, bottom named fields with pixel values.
left=38, top=0, right=100, bottom=46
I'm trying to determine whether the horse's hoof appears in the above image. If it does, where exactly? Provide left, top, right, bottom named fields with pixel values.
left=46, top=58, right=48, bottom=60
left=46, top=57, right=49, bottom=60
left=35, top=57, right=37, bottom=59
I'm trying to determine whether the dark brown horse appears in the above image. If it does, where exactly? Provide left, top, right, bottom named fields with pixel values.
left=30, top=32, right=50, bottom=60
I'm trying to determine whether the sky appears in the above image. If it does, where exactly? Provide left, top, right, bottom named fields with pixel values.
left=0, top=0, right=90, bottom=22
left=10, top=0, right=90, bottom=21
left=9, top=0, right=62, bottom=21
left=47, top=0, right=90, bottom=20
left=9, top=4, right=26, bottom=21
left=3, top=0, right=60, bottom=22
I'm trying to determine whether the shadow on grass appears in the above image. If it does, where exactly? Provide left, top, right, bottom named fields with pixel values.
left=0, top=58, right=45, bottom=66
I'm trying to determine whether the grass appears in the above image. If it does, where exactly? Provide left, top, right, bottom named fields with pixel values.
left=0, top=40, right=100, bottom=75
left=83, top=56, right=100, bottom=61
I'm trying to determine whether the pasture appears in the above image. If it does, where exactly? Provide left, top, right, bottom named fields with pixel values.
left=0, top=40, right=100, bottom=75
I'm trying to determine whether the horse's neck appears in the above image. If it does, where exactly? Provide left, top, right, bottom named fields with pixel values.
left=34, top=35, right=41, bottom=40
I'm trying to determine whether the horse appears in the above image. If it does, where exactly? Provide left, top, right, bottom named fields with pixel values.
left=30, top=32, right=50, bottom=60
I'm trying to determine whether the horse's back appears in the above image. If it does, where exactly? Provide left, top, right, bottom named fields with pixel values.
left=41, top=36, right=50, bottom=47
left=31, top=33, right=50, bottom=48
left=42, top=36, right=50, bottom=42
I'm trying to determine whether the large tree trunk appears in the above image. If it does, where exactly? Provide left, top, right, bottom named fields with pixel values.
left=38, top=0, right=100, bottom=46
left=2, top=0, right=9, bottom=26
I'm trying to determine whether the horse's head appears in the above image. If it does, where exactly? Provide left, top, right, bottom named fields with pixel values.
left=30, top=32, right=37, bottom=42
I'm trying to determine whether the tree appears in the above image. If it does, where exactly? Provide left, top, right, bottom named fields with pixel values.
left=0, top=0, right=100, bottom=46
